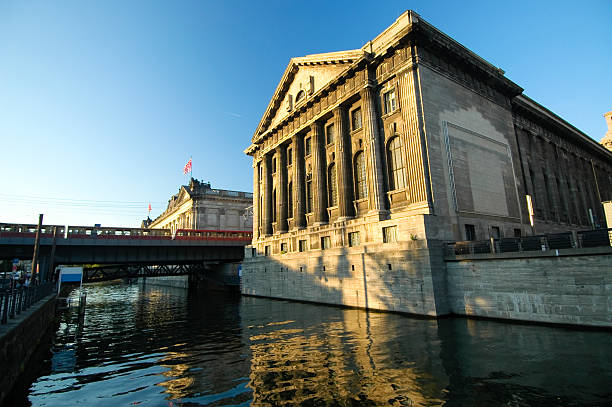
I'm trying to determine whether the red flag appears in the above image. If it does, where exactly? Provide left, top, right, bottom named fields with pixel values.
left=148, top=203, right=152, bottom=212
left=183, top=158, right=192, bottom=175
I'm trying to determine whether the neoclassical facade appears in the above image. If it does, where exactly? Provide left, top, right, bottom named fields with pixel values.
left=146, top=178, right=253, bottom=233
left=241, top=11, right=612, bottom=315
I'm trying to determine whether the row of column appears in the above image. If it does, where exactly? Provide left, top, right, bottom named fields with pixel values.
left=253, top=84, right=387, bottom=239
left=520, top=130, right=605, bottom=227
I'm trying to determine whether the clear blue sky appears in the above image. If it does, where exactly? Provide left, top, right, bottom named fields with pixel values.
left=1, top=0, right=610, bottom=227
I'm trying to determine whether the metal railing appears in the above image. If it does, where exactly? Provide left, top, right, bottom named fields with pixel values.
left=446, top=228, right=612, bottom=257
left=0, top=282, right=55, bottom=325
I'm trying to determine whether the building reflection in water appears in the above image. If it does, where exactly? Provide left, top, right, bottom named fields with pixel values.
left=17, top=282, right=612, bottom=406
left=242, top=298, right=448, bottom=406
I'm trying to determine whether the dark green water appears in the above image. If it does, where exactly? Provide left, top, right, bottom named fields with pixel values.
left=10, top=281, right=612, bottom=406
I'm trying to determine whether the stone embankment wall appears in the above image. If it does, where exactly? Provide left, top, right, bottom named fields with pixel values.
left=242, top=243, right=612, bottom=327
left=142, top=276, right=190, bottom=288
left=445, top=247, right=612, bottom=327
left=0, top=295, right=57, bottom=405
left=241, top=240, right=450, bottom=317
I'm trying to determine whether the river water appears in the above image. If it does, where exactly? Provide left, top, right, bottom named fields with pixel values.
left=9, top=281, right=612, bottom=406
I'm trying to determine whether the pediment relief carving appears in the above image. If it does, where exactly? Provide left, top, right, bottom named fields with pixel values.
left=254, top=50, right=363, bottom=140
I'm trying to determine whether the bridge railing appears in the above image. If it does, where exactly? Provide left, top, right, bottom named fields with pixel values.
left=1, top=282, right=55, bottom=325
left=445, top=228, right=612, bottom=256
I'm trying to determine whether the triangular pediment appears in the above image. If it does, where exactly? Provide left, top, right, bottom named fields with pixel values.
left=253, top=50, right=364, bottom=141
left=177, top=186, right=192, bottom=203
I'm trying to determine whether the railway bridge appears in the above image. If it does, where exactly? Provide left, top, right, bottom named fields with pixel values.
left=0, top=223, right=251, bottom=283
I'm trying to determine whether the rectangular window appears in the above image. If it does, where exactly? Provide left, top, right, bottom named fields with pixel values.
left=491, top=226, right=500, bottom=239
left=251, top=247, right=257, bottom=257
left=299, top=239, right=308, bottom=252
left=326, top=123, right=335, bottom=144
left=348, top=231, right=361, bottom=247
left=321, top=236, right=331, bottom=250
left=272, top=157, right=276, bottom=174
left=514, top=228, right=522, bottom=237
left=464, top=224, right=476, bottom=241
left=264, top=245, right=270, bottom=256
left=383, top=226, right=397, bottom=243
left=383, top=89, right=397, bottom=114
left=280, top=242, right=288, bottom=253
left=351, top=107, right=362, bottom=131
left=305, top=137, right=312, bottom=156
left=287, top=147, right=292, bottom=165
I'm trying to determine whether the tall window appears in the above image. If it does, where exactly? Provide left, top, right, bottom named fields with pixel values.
left=328, top=163, right=338, bottom=207
left=383, top=89, right=397, bottom=114
left=272, top=157, right=276, bottom=174
left=305, top=137, right=312, bottom=156
left=351, top=107, right=362, bottom=131
left=287, top=181, right=293, bottom=216
left=287, top=147, right=292, bottom=165
left=354, top=152, right=368, bottom=199
left=326, top=124, right=335, bottom=144
left=387, top=137, right=406, bottom=190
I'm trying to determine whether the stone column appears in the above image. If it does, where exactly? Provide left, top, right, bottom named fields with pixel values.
left=278, top=145, right=288, bottom=232
left=292, top=133, right=306, bottom=228
left=334, top=105, right=354, bottom=220
left=360, top=83, right=387, bottom=217
left=311, top=121, right=328, bottom=225
left=261, top=154, right=272, bottom=236
left=251, top=163, right=259, bottom=239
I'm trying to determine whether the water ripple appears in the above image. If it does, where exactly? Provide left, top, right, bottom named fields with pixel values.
left=9, top=281, right=611, bottom=406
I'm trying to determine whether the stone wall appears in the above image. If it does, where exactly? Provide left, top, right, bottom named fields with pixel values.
left=142, top=275, right=189, bottom=289
left=445, top=248, right=612, bottom=327
left=242, top=238, right=449, bottom=316
left=243, top=244, right=612, bottom=327
left=0, top=295, right=57, bottom=405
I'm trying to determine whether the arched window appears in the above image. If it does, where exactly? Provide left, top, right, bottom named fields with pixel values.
left=328, top=163, right=338, bottom=207
left=387, top=136, right=406, bottom=190
left=295, top=90, right=305, bottom=104
left=354, top=152, right=368, bottom=200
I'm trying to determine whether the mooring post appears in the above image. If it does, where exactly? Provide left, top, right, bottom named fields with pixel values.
left=31, top=214, right=43, bottom=284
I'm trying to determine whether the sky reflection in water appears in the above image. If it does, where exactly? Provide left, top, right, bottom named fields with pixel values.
left=16, top=282, right=612, bottom=406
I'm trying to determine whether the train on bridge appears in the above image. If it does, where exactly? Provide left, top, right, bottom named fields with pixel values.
left=0, top=223, right=252, bottom=242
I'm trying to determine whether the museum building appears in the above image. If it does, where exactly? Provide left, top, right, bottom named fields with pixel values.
left=241, top=11, right=612, bottom=316
left=146, top=178, right=253, bottom=234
